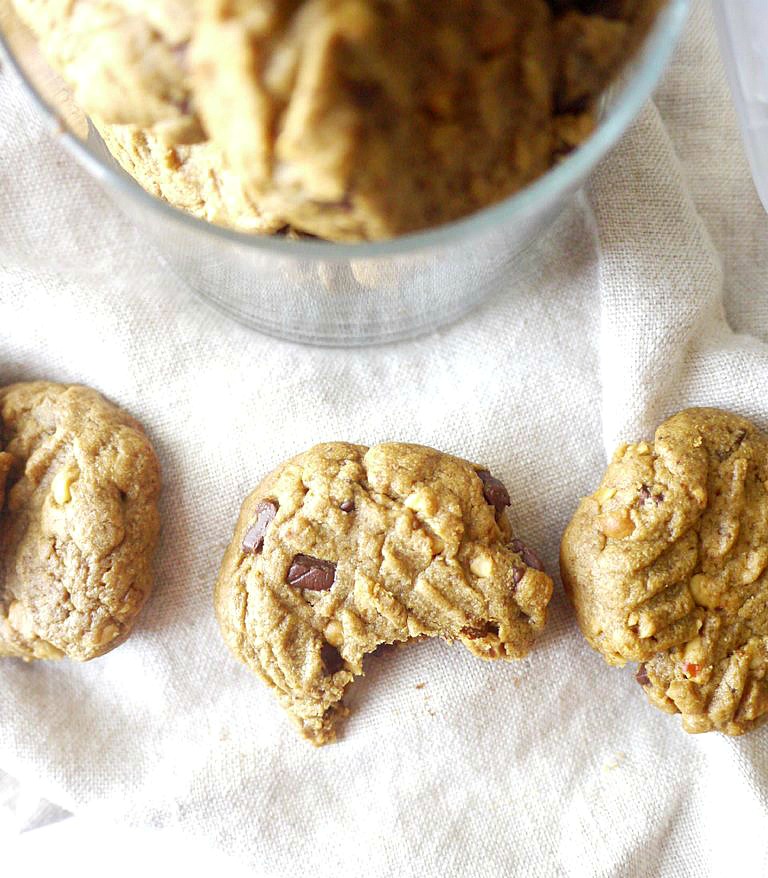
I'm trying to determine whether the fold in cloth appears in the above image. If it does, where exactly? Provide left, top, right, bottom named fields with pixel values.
left=1, top=4, right=767, bottom=875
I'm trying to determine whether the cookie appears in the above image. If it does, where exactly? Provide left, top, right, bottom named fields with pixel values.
left=215, top=442, right=553, bottom=745
left=0, top=382, right=161, bottom=661
left=13, top=0, right=663, bottom=241
left=97, top=122, right=287, bottom=235
left=561, top=408, right=768, bottom=735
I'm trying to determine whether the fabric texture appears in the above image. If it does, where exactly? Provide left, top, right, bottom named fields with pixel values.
left=2, top=4, right=768, bottom=875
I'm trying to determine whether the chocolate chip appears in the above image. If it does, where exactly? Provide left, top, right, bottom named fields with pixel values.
left=510, top=538, right=545, bottom=572
left=635, top=664, right=651, bottom=687
left=639, top=484, right=664, bottom=506
left=286, top=554, right=336, bottom=591
left=242, top=500, right=278, bottom=554
left=512, top=565, right=526, bottom=587
left=477, top=469, right=511, bottom=518
left=716, top=428, right=748, bottom=461
left=460, top=621, right=498, bottom=640
left=460, top=626, right=485, bottom=640
left=348, top=80, right=382, bottom=109
left=320, top=642, right=345, bottom=675
left=339, top=499, right=354, bottom=513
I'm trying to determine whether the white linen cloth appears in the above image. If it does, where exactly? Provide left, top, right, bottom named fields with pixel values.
left=2, top=4, right=768, bottom=874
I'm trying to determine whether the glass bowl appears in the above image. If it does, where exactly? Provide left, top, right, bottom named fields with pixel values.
left=0, top=0, right=689, bottom=346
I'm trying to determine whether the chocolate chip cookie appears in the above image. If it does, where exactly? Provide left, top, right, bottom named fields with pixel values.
left=215, top=442, right=553, bottom=744
left=12, top=0, right=663, bottom=240
left=0, top=382, right=161, bottom=661
left=561, top=408, right=768, bottom=735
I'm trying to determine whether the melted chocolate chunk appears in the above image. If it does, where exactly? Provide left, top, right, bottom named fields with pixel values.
left=511, top=565, right=526, bottom=587
left=320, top=641, right=345, bottom=675
left=460, top=621, right=499, bottom=640
left=477, top=469, right=511, bottom=518
left=339, top=499, right=354, bottom=513
left=639, top=484, right=664, bottom=506
left=287, top=554, right=336, bottom=591
left=510, top=538, right=545, bottom=572
left=242, top=500, right=278, bottom=554
left=635, top=664, right=651, bottom=687
left=716, top=428, right=748, bottom=461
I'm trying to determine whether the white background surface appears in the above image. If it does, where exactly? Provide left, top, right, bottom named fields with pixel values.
left=2, top=4, right=768, bottom=875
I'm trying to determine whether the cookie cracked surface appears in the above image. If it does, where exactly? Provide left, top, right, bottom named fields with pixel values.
left=0, top=382, right=161, bottom=661
left=215, top=442, right=553, bottom=744
left=561, top=408, right=768, bottom=735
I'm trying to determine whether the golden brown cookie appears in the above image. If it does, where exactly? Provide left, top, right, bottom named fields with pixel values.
left=561, top=408, right=768, bottom=735
left=96, top=122, right=287, bottom=235
left=0, top=382, right=161, bottom=661
left=215, top=442, right=553, bottom=744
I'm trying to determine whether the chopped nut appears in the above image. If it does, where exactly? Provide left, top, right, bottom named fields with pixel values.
left=36, top=642, right=64, bottom=660
left=51, top=466, right=78, bottom=505
left=404, top=488, right=438, bottom=517
left=683, top=636, right=706, bottom=665
left=613, top=443, right=630, bottom=463
left=689, top=574, right=721, bottom=609
left=637, top=616, right=656, bottom=639
left=324, top=619, right=344, bottom=647
left=594, top=486, right=617, bottom=505
left=470, top=553, right=494, bottom=578
left=600, top=510, right=635, bottom=539
left=407, top=615, right=430, bottom=637
left=8, top=600, right=34, bottom=638
left=94, top=623, right=119, bottom=646
left=636, top=442, right=651, bottom=455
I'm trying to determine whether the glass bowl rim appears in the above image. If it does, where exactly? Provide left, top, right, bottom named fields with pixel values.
left=0, top=0, right=689, bottom=261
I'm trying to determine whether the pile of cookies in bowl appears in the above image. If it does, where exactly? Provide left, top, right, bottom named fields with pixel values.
left=8, top=0, right=664, bottom=241
left=2, top=382, right=766, bottom=744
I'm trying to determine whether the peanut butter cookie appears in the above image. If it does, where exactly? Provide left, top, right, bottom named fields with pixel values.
left=0, top=382, right=161, bottom=661
left=215, top=442, right=553, bottom=744
left=561, top=408, right=768, bottom=735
